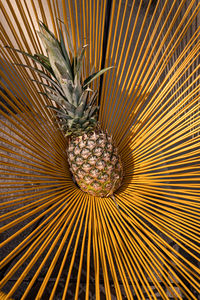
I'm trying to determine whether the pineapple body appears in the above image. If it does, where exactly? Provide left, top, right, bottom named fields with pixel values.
left=67, top=130, right=123, bottom=197
left=33, top=22, right=123, bottom=197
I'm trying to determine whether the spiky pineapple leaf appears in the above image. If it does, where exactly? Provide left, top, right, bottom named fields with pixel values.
left=14, top=62, right=53, bottom=78
left=58, top=28, right=73, bottom=80
left=54, top=61, right=72, bottom=81
left=32, top=80, right=67, bottom=102
left=57, top=18, right=74, bottom=56
left=75, top=90, right=88, bottom=117
left=5, top=46, right=55, bottom=77
left=72, top=55, right=77, bottom=81
left=76, top=45, right=88, bottom=78
left=39, top=21, right=58, bottom=42
left=83, top=66, right=114, bottom=88
left=87, top=90, right=98, bottom=108
left=31, top=79, right=57, bottom=92
left=34, top=54, right=51, bottom=67
left=47, top=105, right=72, bottom=119
left=45, top=91, right=66, bottom=104
left=15, top=63, right=67, bottom=97
left=72, top=85, right=81, bottom=107
left=89, top=106, right=98, bottom=117
left=43, top=90, right=75, bottom=114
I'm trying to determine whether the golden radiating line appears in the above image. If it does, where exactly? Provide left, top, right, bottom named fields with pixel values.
left=0, top=138, right=64, bottom=170
left=4, top=0, right=32, bottom=53
left=55, top=0, right=62, bottom=33
left=131, top=66, right=200, bottom=148
left=82, top=0, right=89, bottom=77
left=134, top=54, right=199, bottom=138
left=135, top=212, right=199, bottom=296
left=60, top=200, right=88, bottom=300
left=0, top=291, right=13, bottom=300
left=37, top=0, right=48, bottom=26
left=74, top=0, right=80, bottom=48
left=120, top=193, right=199, bottom=258
left=0, top=151, right=66, bottom=174
left=0, top=115, right=65, bottom=164
left=132, top=138, right=200, bottom=173
left=100, top=0, right=124, bottom=123
left=15, top=1, right=37, bottom=52
left=105, top=205, right=158, bottom=300
left=132, top=125, right=199, bottom=166
left=96, top=201, right=112, bottom=300
left=112, top=1, right=199, bottom=143
left=135, top=38, right=200, bottom=131
left=131, top=103, right=200, bottom=162
left=92, top=0, right=95, bottom=66
left=147, top=8, right=200, bottom=93
left=123, top=197, right=199, bottom=240
left=85, top=200, right=92, bottom=300
left=1, top=203, right=65, bottom=292
left=68, top=0, right=76, bottom=54
left=116, top=195, right=197, bottom=298
left=0, top=183, right=72, bottom=201
left=78, top=0, right=83, bottom=46
left=124, top=187, right=198, bottom=223
left=0, top=193, right=70, bottom=268
left=44, top=193, right=87, bottom=300
left=0, top=0, right=199, bottom=299
left=94, top=0, right=99, bottom=69
left=29, top=0, right=43, bottom=44
left=0, top=162, right=67, bottom=179
left=99, top=200, right=141, bottom=299
left=74, top=198, right=90, bottom=300
left=96, top=0, right=107, bottom=102
left=100, top=0, right=121, bottom=125
left=0, top=102, right=65, bottom=164
left=51, top=0, right=59, bottom=36
left=89, top=0, right=92, bottom=68
left=0, top=185, right=70, bottom=209
left=128, top=186, right=199, bottom=208
left=105, top=199, right=177, bottom=299
left=0, top=192, right=66, bottom=229
left=126, top=89, right=199, bottom=158
left=100, top=0, right=139, bottom=128
left=0, top=195, right=68, bottom=245
left=102, top=0, right=152, bottom=131
left=22, top=192, right=85, bottom=300
left=116, top=41, right=200, bottom=145
left=98, top=0, right=106, bottom=70
left=130, top=0, right=187, bottom=94
left=5, top=199, right=77, bottom=299
left=46, top=0, right=58, bottom=37
left=0, top=133, right=66, bottom=167
left=23, top=0, right=43, bottom=55
left=99, top=0, right=129, bottom=122
left=0, top=41, right=49, bottom=122
left=127, top=152, right=200, bottom=176
left=92, top=198, right=100, bottom=300
left=135, top=0, right=197, bottom=92
left=0, top=48, right=65, bottom=147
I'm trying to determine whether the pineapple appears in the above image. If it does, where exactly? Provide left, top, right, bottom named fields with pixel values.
left=68, top=130, right=123, bottom=197
left=11, top=22, right=123, bottom=198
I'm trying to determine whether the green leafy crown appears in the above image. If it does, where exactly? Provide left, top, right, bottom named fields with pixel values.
left=6, top=21, right=113, bottom=136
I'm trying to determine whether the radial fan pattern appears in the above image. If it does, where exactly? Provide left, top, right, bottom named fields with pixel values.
left=0, top=0, right=199, bottom=299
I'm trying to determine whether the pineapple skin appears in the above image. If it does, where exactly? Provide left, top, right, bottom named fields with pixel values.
left=67, top=130, right=123, bottom=197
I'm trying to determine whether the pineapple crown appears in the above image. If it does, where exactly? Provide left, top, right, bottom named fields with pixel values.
left=6, top=21, right=113, bottom=137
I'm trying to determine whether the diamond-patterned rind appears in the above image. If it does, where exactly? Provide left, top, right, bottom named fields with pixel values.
left=67, top=130, right=123, bottom=197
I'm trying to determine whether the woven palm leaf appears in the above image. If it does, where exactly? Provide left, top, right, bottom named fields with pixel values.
left=0, top=0, right=199, bottom=299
